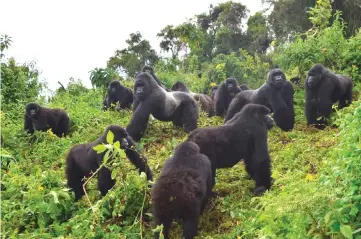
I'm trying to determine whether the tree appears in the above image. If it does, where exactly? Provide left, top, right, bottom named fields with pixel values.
left=247, top=12, right=272, bottom=54
left=107, top=32, right=159, bottom=77
left=0, top=35, right=13, bottom=59
left=157, top=25, right=185, bottom=59
left=89, top=67, right=121, bottom=88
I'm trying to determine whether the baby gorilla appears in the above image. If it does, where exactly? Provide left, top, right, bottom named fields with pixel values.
left=305, top=64, right=353, bottom=129
left=171, top=81, right=215, bottom=117
left=24, top=102, right=70, bottom=137
left=215, top=78, right=241, bottom=116
left=126, top=72, right=199, bottom=141
left=102, top=80, right=133, bottom=111
left=65, top=125, right=153, bottom=200
left=188, top=104, right=273, bottom=196
left=151, top=141, right=212, bottom=239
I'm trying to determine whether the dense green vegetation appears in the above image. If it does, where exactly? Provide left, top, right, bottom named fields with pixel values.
left=1, top=0, right=361, bottom=238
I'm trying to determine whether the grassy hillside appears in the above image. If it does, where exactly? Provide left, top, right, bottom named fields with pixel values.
left=1, top=85, right=360, bottom=239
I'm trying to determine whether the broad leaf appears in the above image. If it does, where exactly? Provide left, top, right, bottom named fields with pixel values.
left=106, top=130, right=114, bottom=144
left=340, top=225, right=353, bottom=239
left=93, top=144, right=106, bottom=153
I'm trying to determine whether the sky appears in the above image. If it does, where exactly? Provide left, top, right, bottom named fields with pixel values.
left=1, top=0, right=264, bottom=94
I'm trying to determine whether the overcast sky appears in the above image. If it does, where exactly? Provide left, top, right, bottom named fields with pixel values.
left=1, top=0, right=264, bottom=93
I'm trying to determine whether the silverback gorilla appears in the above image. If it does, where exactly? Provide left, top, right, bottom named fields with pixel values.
left=24, top=102, right=70, bottom=137
left=305, top=64, right=353, bottom=129
left=126, top=73, right=199, bottom=141
left=188, top=104, right=273, bottom=196
left=151, top=141, right=212, bottom=239
left=141, top=65, right=168, bottom=91
left=171, top=81, right=215, bottom=117
left=65, top=125, right=153, bottom=200
left=225, top=68, right=295, bottom=131
left=215, top=78, right=241, bottom=116
left=102, top=80, right=133, bottom=111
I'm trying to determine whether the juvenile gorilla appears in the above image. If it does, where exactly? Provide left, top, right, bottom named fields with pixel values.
left=215, top=78, right=241, bottom=116
left=102, top=80, right=133, bottom=111
left=210, top=85, right=218, bottom=100
left=151, top=141, right=212, bottom=239
left=188, top=104, right=273, bottom=196
left=305, top=64, right=353, bottom=129
left=225, top=68, right=295, bottom=131
left=126, top=73, right=199, bottom=141
left=24, top=102, right=70, bottom=137
left=290, top=76, right=301, bottom=86
left=239, top=84, right=250, bottom=91
left=171, top=81, right=215, bottom=117
left=65, top=125, right=153, bottom=200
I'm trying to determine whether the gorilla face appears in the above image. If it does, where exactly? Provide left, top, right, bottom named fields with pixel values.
left=108, top=80, right=121, bottom=94
left=225, top=78, right=238, bottom=93
left=266, top=115, right=275, bottom=130
left=105, top=125, right=130, bottom=148
left=171, top=82, right=190, bottom=93
left=142, top=65, right=154, bottom=74
left=134, top=77, right=150, bottom=101
left=26, top=103, right=40, bottom=118
left=307, top=64, right=324, bottom=88
left=268, top=69, right=286, bottom=88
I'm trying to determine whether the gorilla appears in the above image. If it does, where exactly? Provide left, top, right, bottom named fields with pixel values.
left=171, top=81, right=215, bottom=117
left=151, top=141, right=212, bottom=239
left=102, top=80, right=133, bottom=111
left=188, top=104, right=273, bottom=196
left=215, top=78, right=241, bottom=116
left=239, top=84, right=250, bottom=91
left=65, top=125, right=153, bottom=200
left=224, top=68, right=295, bottom=131
left=290, top=76, right=301, bottom=86
left=305, top=64, right=353, bottom=129
left=24, top=102, right=70, bottom=137
left=141, top=65, right=168, bottom=91
left=210, top=85, right=218, bottom=100
left=126, top=73, right=199, bottom=142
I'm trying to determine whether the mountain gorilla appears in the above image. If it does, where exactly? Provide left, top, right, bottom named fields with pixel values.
left=224, top=68, right=295, bottom=131
left=290, top=76, right=301, bottom=86
left=65, top=125, right=153, bottom=200
left=171, top=81, right=215, bottom=117
left=24, top=102, right=70, bottom=137
left=102, top=80, right=133, bottom=111
left=305, top=64, right=353, bottom=129
left=210, top=85, right=218, bottom=100
left=151, top=141, right=212, bottom=239
left=215, top=78, right=241, bottom=116
left=188, top=104, right=273, bottom=196
left=126, top=73, right=199, bottom=142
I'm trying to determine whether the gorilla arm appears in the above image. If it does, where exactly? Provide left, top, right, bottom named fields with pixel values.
left=24, top=115, right=34, bottom=134
left=126, top=104, right=152, bottom=141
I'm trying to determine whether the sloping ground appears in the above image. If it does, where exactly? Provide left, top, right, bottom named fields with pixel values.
left=1, top=89, right=360, bottom=239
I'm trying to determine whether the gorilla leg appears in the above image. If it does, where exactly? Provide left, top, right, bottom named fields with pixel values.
left=154, top=217, right=172, bottom=239
left=66, top=157, right=85, bottom=200
left=183, top=217, right=199, bottom=239
left=97, top=166, right=115, bottom=196
left=339, top=87, right=353, bottom=109
left=305, top=101, right=318, bottom=125
left=181, top=101, right=198, bottom=133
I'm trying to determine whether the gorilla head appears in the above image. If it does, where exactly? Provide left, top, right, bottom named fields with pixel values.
left=306, top=64, right=325, bottom=88
left=26, top=102, right=41, bottom=119
left=268, top=68, right=286, bottom=88
left=141, top=65, right=154, bottom=74
left=108, top=80, right=122, bottom=94
left=173, top=141, right=200, bottom=157
left=225, top=78, right=239, bottom=94
left=239, top=84, right=250, bottom=91
left=134, top=73, right=153, bottom=101
left=171, top=81, right=190, bottom=93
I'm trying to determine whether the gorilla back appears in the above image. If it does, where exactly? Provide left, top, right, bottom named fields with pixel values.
left=102, top=80, right=133, bottom=111
left=126, top=73, right=199, bottom=141
left=188, top=103, right=273, bottom=195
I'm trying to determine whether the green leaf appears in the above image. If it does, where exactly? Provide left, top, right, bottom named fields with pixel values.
left=106, top=130, right=114, bottom=144
left=340, top=225, right=353, bottom=239
left=324, top=211, right=332, bottom=224
left=49, top=191, right=59, bottom=204
left=114, top=141, right=120, bottom=149
left=118, top=148, right=126, bottom=159
left=111, top=170, right=117, bottom=180
left=93, top=144, right=106, bottom=153
left=350, top=206, right=359, bottom=216
left=103, top=150, right=111, bottom=164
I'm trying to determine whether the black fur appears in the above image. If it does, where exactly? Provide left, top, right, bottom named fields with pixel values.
left=188, top=104, right=273, bottom=196
left=305, top=64, right=353, bottom=129
left=102, top=80, right=133, bottom=111
left=225, top=69, right=295, bottom=131
left=141, top=65, right=168, bottom=91
left=126, top=73, right=199, bottom=141
left=24, top=102, right=70, bottom=137
left=239, top=84, right=250, bottom=91
left=171, top=81, right=215, bottom=117
left=215, top=78, right=241, bottom=116
left=151, top=141, right=212, bottom=239
left=65, top=125, right=153, bottom=200
left=290, top=76, right=301, bottom=86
